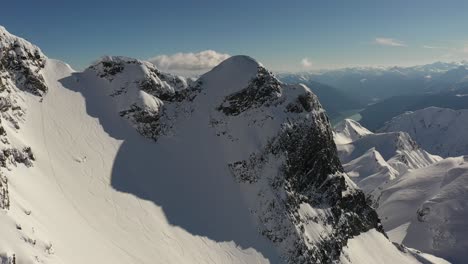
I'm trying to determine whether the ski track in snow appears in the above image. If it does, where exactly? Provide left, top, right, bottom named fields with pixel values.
left=40, top=83, right=147, bottom=264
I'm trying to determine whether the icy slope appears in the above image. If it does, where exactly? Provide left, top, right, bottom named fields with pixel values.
left=0, top=26, right=447, bottom=264
left=381, top=107, right=468, bottom=157
left=378, top=156, right=468, bottom=263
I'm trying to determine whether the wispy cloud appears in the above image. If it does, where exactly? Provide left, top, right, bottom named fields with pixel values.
left=422, top=45, right=447, bottom=49
left=148, top=50, right=230, bottom=75
left=301, top=58, right=312, bottom=68
left=374, top=37, right=406, bottom=47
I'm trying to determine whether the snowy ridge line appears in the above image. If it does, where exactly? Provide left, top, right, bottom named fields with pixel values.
left=335, top=119, right=466, bottom=263
left=381, top=107, right=468, bottom=157
left=0, top=25, right=451, bottom=264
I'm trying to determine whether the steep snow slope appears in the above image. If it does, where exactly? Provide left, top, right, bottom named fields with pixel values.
left=0, top=26, right=448, bottom=264
left=378, top=156, right=468, bottom=263
left=381, top=107, right=468, bottom=157
left=4, top=58, right=275, bottom=264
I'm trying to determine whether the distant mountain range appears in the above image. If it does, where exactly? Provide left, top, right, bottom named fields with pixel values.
left=277, top=77, right=364, bottom=120
left=381, top=107, right=468, bottom=157
left=279, top=61, right=468, bottom=106
left=359, top=85, right=468, bottom=130
left=280, top=62, right=468, bottom=129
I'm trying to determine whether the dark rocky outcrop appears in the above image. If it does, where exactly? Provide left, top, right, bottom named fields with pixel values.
left=217, top=66, right=282, bottom=116
left=0, top=34, right=47, bottom=96
left=220, top=66, right=384, bottom=263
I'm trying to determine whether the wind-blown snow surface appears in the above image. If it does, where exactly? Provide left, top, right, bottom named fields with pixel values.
left=378, top=157, right=468, bottom=263
left=0, top=26, right=448, bottom=264
left=381, top=107, right=468, bottom=157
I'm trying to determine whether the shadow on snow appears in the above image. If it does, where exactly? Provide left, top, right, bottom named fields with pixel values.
left=59, top=73, right=280, bottom=263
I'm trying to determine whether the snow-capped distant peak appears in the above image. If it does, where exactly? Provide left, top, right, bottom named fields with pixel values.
left=334, top=119, right=373, bottom=144
left=381, top=107, right=468, bottom=157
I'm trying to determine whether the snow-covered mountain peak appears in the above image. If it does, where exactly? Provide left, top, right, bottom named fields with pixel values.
left=66, top=53, right=397, bottom=263
left=339, top=130, right=440, bottom=172
left=88, top=55, right=189, bottom=90
left=381, top=107, right=468, bottom=157
left=335, top=119, right=373, bottom=144
left=80, top=55, right=198, bottom=140
left=0, top=26, right=41, bottom=53
left=199, top=55, right=277, bottom=101
left=210, top=55, right=261, bottom=73
left=0, top=26, right=47, bottom=96
left=0, top=26, right=451, bottom=264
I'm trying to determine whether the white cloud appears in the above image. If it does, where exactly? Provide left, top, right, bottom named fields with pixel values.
left=422, top=45, right=446, bottom=49
left=301, top=58, right=312, bottom=68
left=374, top=37, right=406, bottom=47
left=463, top=46, right=468, bottom=54
left=148, top=50, right=230, bottom=75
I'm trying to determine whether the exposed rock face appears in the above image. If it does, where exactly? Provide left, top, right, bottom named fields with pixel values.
left=0, top=27, right=38, bottom=212
left=85, top=56, right=388, bottom=263
left=87, top=56, right=200, bottom=141
left=0, top=173, right=9, bottom=210
left=206, top=60, right=385, bottom=263
left=0, top=26, right=48, bottom=132
left=0, top=26, right=47, bottom=96
left=0, top=253, right=16, bottom=264
left=217, top=66, right=282, bottom=115
left=120, top=78, right=202, bottom=140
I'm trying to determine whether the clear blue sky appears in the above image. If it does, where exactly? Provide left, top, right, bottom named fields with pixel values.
left=2, top=0, right=468, bottom=72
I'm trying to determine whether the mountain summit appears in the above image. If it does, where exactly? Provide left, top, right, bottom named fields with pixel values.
left=0, top=26, right=448, bottom=264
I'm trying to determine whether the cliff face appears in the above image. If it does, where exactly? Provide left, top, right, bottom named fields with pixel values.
left=81, top=54, right=385, bottom=263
